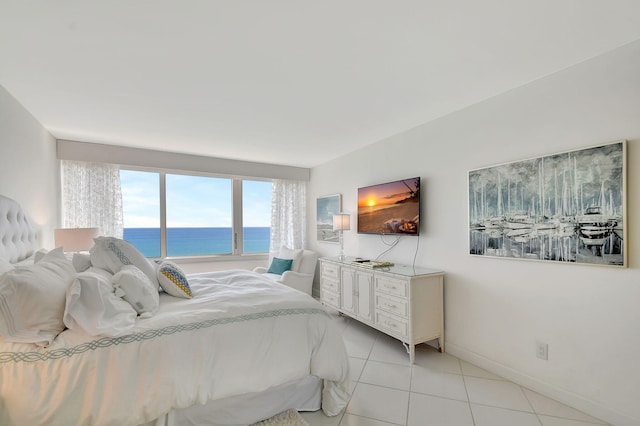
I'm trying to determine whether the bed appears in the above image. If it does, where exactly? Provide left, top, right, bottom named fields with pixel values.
left=0, top=195, right=350, bottom=426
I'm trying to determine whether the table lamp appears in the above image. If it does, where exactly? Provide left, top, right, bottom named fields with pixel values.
left=332, top=213, right=350, bottom=261
left=54, top=227, right=100, bottom=252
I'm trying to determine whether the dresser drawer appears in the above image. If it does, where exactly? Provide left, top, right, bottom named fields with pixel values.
left=375, top=293, right=408, bottom=318
left=375, top=276, right=408, bottom=298
left=376, top=311, right=408, bottom=338
left=321, top=277, right=339, bottom=293
left=321, top=262, right=340, bottom=280
left=321, top=290, right=340, bottom=308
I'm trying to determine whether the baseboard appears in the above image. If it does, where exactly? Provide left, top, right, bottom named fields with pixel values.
left=446, top=342, right=637, bottom=426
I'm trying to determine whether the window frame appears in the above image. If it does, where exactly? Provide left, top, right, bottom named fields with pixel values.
left=120, top=166, right=272, bottom=260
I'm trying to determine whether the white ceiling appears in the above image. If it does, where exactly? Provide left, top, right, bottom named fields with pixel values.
left=2, top=1, right=640, bottom=168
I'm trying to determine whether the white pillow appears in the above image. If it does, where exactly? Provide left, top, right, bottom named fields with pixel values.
left=90, top=237, right=159, bottom=290
left=0, top=247, right=76, bottom=347
left=13, top=255, right=36, bottom=267
left=113, top=265, right=160, bottom=318
left=33, top=248, right=49, bottom=263
left=0, top=259, right=13, bottom=275
left=64, top=267, right=137, bottom=337
left=63, top=268, right=134, bottom=334
left=157, top=261, right=192, bottom=299
left=277, top=246, right=303, bottom=272
left=72, top=253, right=92, bottom=272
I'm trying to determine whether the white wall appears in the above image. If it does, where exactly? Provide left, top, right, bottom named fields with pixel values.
left=309, top=41, right=640, bottom=425
left=0, top=85, right=58, bottom=248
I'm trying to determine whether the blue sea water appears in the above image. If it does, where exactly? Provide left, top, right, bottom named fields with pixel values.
left=123, top=227, right=270, bottom=258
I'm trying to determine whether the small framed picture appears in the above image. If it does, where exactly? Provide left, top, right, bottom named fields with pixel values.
left=317, top=194, right=341, bottom=243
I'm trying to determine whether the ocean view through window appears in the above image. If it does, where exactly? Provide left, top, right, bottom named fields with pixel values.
left=123, top=227, right=270, bottom=257
left=166, top=174, right=233, bottom=256
left=121, top=170, right=272, bottom=258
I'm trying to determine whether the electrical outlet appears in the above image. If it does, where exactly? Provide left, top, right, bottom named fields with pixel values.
left=536, top=341, right=548, bottom=360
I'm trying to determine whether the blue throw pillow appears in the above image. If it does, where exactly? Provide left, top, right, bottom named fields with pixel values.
left=267, top=257, right=293, bottom=275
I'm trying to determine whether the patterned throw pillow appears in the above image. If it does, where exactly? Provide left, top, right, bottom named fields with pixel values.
left=156, top=261, right=192, bottom=299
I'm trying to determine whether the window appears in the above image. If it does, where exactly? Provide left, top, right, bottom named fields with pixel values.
left=166, top=174, right=233, bottom=256
left=120, top=169, right=272, bottom=258
left=121, top=170, right=161, bottom=257
left=243, top=180, right=272, bottom=254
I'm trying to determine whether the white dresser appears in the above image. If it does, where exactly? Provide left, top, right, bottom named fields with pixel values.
left=319, top=257, right=444, bottom=363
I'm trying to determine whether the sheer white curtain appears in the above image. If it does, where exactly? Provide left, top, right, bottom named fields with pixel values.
left=270, top=179, right=307, bottom=252
left=61, top=160, right=124, bottom=238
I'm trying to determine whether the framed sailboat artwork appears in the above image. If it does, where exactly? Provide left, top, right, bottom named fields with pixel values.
left=468, top=141, right=626, bottom=267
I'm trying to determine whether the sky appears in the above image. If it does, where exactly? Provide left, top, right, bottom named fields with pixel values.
left=120, top=170, right=272, bottom=228
left=357, top=177, right=420, bottom=208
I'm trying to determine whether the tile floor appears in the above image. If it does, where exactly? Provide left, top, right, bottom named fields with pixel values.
left=301, top=313, right=609, bottom=426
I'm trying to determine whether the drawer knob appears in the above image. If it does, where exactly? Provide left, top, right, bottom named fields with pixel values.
left=384, top=321, right=397, bottom=328
left=385, top=303, right=397, bottom=309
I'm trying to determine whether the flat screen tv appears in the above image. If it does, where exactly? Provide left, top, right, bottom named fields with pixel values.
left=357, top=177, right=420, bottom=235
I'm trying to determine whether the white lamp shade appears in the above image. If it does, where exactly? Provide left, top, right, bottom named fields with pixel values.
left=332, top=213, right=351, bottom=231
left=54, top=228, right=100, bottom=252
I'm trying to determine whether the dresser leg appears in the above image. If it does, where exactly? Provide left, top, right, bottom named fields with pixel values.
left=402, top=342, right=416, bottom=364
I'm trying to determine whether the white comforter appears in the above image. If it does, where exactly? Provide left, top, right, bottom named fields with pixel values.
left=0, top=270, right=350, bottom=426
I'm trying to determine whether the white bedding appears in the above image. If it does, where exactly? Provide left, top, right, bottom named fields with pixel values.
left=0, top=269, right=350, bottom=426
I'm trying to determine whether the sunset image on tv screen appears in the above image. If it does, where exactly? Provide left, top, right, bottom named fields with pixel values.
left=357, top=177, right=420, bottom=235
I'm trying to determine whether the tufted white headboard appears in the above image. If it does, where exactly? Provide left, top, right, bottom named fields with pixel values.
left=0, top=195, right=40, bottom=263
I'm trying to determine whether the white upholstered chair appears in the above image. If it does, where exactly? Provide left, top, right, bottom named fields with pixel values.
left=253, top=248, right=318, bottom=296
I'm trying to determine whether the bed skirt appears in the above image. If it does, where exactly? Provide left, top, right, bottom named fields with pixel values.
left=143, top=375, right=322, bottom=426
